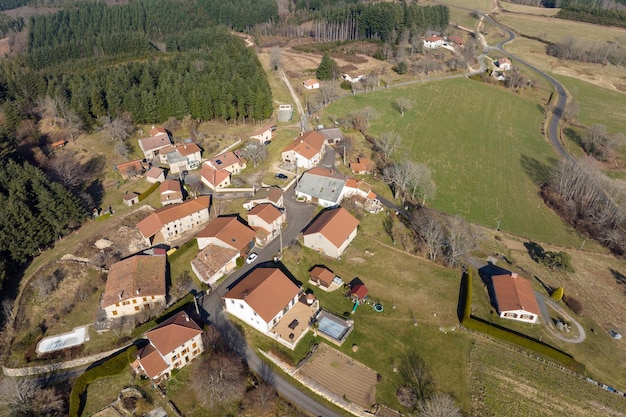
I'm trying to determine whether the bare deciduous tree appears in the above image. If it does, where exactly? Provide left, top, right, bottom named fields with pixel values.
left=0, top=377, right=63, bottom=416
left=375, top=131, right=403, bottom=161
left=316, top=84, right=339, bottom=107
left=444, top=216, right=478, bottom=267
left=192, top=353, right=246, bottom=411
left=398, top=350, right=434, bottom=405
left=336, top=135, right=354, bottom=165
left=392, top=98, right=413, bottom=116
left=415, top=210, right=446, bottom=262
left=418, top=393, right=462, bottom=417
left=182, top=114, right=199, bottom=141
left=349, top=107, right=377, bottom=134
left=163, top=117, right=181, bottom=135
left=242, top=142, right=268, bottom=167
left=270, top=47, right=282, bottom=71
left=98, top=114, right=134, bottom=144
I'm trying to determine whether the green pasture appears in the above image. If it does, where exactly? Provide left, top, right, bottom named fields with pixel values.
left=323, top=78, right=579, bottom=247
left=555, top=75, right=626, bottom=135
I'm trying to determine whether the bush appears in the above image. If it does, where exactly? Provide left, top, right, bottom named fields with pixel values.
left=550, top=287, right=564, bottom=302
left=392, top=61, right=408, bottom=74
left=236, top=256, right=244, bottom=268
left=138, top=181, right=160, bottom=201
left=340, top=80, right=352, bottom=90
left=564, top=295, right=584, bottom=315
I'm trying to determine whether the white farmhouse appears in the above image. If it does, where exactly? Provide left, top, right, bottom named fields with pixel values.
left=302, top=207, right=359, bottom=259
left=492, top=273, right=540, bottom=324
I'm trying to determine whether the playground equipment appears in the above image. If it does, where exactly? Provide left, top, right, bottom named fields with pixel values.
left=373, top=303, right=384, bottom=313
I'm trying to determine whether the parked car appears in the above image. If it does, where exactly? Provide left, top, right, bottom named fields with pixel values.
left=275, top=173, right=288, bottom=179
left=245, top=252, right=258, bottom=264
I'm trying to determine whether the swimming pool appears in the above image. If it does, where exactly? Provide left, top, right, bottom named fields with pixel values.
left=36, top=326, right=89, bottom=354
left=316, top=311, right=352, bottom=345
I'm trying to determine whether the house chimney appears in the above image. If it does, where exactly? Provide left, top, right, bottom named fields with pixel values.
left=511, top=272, right=518, bottom=278
left=136, top=288, right=140, bottom=295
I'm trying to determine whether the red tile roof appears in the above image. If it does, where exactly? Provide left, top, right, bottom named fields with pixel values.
left=201, top=163, right=230, bottom=188
left=349, top=157, right=375, bottom=174
left=145, top=166, right=164, bottom=179
left=303, top=78, right=320, bottom=87
left=248, top=203, right=282, bottom=225
left=139, top=135, right=171, bottom=152
left=492, top=274, right=540, bottom=316
left=282, top=131, right=326, bottom=160
left=150, top=126, right=168, bottom=137
left=136, top=344, right=168, bottom=379
left=160, top=142, right=201, bottom=157
left=137, top=196, right=210, bottom=239
left=350, top=283, right=368, bottom=299
left=309, top=266, right=335, bottom=285
left=224, top=268, right=300, bottom=322
left=208, top=151, right=245, bottom=170
left=196, top=216, right=256, bottom=253
left=145, top=311, right=203, bottom=354
left=192, top=244, right=239, bottom=281
left=251, top=124, right=274, bottom=136
left=102, top=255, right=166, bottom=308
left=116, top=159, right=144, bottom=176
left=303, top=207, right=359, bottom=248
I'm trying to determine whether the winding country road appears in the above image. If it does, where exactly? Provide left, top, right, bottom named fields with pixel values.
left=278, top=68, right=311, bottom=132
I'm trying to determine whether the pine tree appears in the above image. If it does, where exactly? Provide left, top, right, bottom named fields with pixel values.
left=316, top=52, right=339, bottom=81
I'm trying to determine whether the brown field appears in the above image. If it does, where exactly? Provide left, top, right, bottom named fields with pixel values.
left=297, top=343, right=378, bottom=409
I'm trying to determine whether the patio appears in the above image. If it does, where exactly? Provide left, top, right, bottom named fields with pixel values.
left=270, top=294, right=319, bottom=349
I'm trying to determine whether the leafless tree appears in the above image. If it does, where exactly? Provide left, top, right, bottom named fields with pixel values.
left=349, top=107, right=377, bottom=134
left=418, top=393, right=462, bottom=417
left=114, top=140, right=131, bottom=160
left=365, top=72, right=379, bottom=92
left=392, top=98, right=413, bottom=116
left=270, top=47, right=282, bottom=71
left=36, top=95, right=69, bottom=121
left=242, top=143, right=268, bottom=167
left=415, top=210, right=446, bottom=262
left=173, top=271, right=195, bottom=299
left=182, top=114, right=199, bottom=141
left=47, top=150, right=85, bottom=191
left=444, top=216, right=478, bottom=267
left=192, top=353, right=246, bottom=411
left=163, top=117, right=181, bottom=135
left=316, top=84, right=339, bottom=107
left=203, top=325, right=225, bottom=353
left=398, top=349, right=434, bottom=405
left=251, top=382, right=276, bottom=409
left=562, top=100, right=580, bottom=122
left=375, top=131, right=403, bottom=161
left=383, top=162, right=412, bottom=200
left=336, top=135, right=354, bottom=165
left=0, top=377, right=64, bottom=416
left=188, top=181, right=203, bottom=198
left=98, top=114, right=134, bottom=144
left=1, top=299, right=15, bottom=327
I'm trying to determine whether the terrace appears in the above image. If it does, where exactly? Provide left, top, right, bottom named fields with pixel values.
left=270, top=294, right=319, bottom=349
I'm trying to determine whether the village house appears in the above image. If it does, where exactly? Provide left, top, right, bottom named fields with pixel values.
left=496, top=58, right=512, bottom=71
left=318, top=127, right=343, bottom=145
left=195, top=215, right=256, bottom=254
left=281, top=131, right=326, bottom=169
left=159, top=179, right=184, bottom=206
left=138, top=127, right=172, bottom=161
left=200, top=163, right=231, bottom=190
left=158, top=142, right=202, bottom=174
left=207, top=151, right=247, bottom=174
left=122, top=192, right=140, bottom=206
left=133, top=311, right=204, bottom=383
left=250, top=124, right=276, bottom=144
left=247, top=203, right=285, bottom=244
left=116, top=159, right=146, bottom=179
left=309, top=265, right=336, bottom=289
left=243, top=186, right=284, bottom=210
left=447, top=35, right=464, bottom=47
left=349, top=157, right=375, bottom=175
left=302, top=207, right=360, bottom=259
left=295, top=167, right=347, bottom=207
left=302, top=78, right=320, bottom=90
left=191, top=244, right=240, bottom=286
left=423, top=35, right=445, bottom=49
left=145, top=166, right=166, bottom=183
left=136, top=196, right=210, bottom=245
left=491, top=273, right=540, bottom=324
left=223, top=267, right=302, bottom=334
left=102, top=254, right=167, bottom=319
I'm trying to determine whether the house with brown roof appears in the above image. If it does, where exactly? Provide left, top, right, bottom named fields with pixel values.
left=160, top=179, right=183, bottom=206
left=133, top=311, right=203, bottom=382
left=250, top=124, right=276, bottom=144
left=243, top=186, right=284, bottom=210
left=195, top=215, right=256, bottom=254
left=349, top=157, right=375, bottom=175
left=157, top=142, right=202, bottom=174
left=309, top=265, right=336, bottom=288
left=302, top=78, right=320, bottom=89
left=423, top=35, right=445, bottom=49
left=123, top=192, right=140, bottom=206
left=282, top=131, right=326, bottom=169
left=247, top=203, right=285, bottom=244
left=448, top=35, right=464, bottom=46
left=191, top=244, right=240, bottom=286
left=116, top=159, right=146, bottom=179
left=200, top=162, right=231, bottom=191
left=223, top=267, right=302, bottom=334
left=491, top=273, right=540, bottom=324
left=318, top=127, right=342, bottom=145
left=137, top=196, right=210, bottom=245
left=145, top=166, right=166, bottom=183
left=496, top=58, right=512, bottom=71
left=302, top=207, right=359, bottom=258
left=102, top=255, right=167, bottom=319
left=207, top=151, right=247, bottom=174
left=139, top=128, right=172, bottom=161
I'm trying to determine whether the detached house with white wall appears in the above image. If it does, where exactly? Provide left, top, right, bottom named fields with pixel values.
left=491, top=273, right=540, bottom=324
left=137, top=196, right=210, bottom=245
left=158, top=142, right=202, bottom=174
left=281, top=131, right=326, bottom=169
left=133, top=311, right=204, bottom=382
left=247, top=203, right=285, bottom=244
left=139, top=127, right=172, bottom=162
left=302, top=207, right=359, bottom=259
left=102, top=254, right=166, bottom=319
left=223, top=267, right=301, bottom=334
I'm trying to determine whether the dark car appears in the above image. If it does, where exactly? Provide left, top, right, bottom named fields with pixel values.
left=275, top=173, right=288, bottom=179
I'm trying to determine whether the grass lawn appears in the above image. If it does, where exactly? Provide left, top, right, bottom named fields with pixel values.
left=322, top=78, right=580, bottom=247
left=498, top=1, right=560, bottom=16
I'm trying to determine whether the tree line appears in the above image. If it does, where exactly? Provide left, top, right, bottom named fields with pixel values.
left=0, top=0, right=27, bottom=12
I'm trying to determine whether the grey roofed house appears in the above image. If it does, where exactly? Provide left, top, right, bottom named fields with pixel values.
left=295, top=167, right=347, bottom=207
left=318, top=128, right=342, bottom=145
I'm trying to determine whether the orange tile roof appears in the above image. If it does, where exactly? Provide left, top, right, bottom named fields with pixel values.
left=200, top=163, right=230, bottom=188
left=150, top=126, right=168, bottom=137
left=137, top=196, right=210, bottom=239
left=248, top=203, right=282, bottom=224
left=303, top=78, right=319, bottom=87
left=309, top=266, right=335, bottom=284
left=145, top=166, right=164, bottom=179
left=160, top=179, right=181, bottom=193
left=282, top=131, right=326, bottom=160
left=160, top=142, right=201, bottom=157
left=196, top=216, right=256, bottom=253
left=251, top=124, right=274, bottom=136
left=136, top=344, right=168, bottom=379
left=303, top=207, right=359, bottom=248
left=424, top=35, right=444, bottom=42
left=349, top=157, right=375, bottom=173
left=224, top=268, right=300, bottom=322
left=208, top=151, right=244, bottom=170
left=145, top=311, right=202, bottom=354
left=123, top=192, right=139, bottom=201
left=492, top=274, right=540, bottom=316
left=116, top=159, right=144, bottom=175
left=102, top=255, right=166, bottom=308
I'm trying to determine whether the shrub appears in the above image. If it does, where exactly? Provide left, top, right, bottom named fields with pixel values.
left=392, top=61, right=408, bottom=74
left=550, top=287, right=564, bottom=301
left=236, top=256, right=244, bottom=268
left=138, top=181, right=160, bottom=201
left=564, top=295, right=584, bottom=315
left=340, top=80, right=352, bottom=90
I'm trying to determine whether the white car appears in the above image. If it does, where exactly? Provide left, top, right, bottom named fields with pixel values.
left=245, top=252, right=258, bottom=264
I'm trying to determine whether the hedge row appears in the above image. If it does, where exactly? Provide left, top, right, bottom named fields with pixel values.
left=69, top=345, right=138, bottom=417
left=461, top=268, right=584, bottom=373
left=167, top=238, right=197, bottom=262
left=138, top=181, right=161, bottom=201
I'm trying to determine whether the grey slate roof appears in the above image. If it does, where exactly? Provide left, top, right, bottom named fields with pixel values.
left=296, top=170, right=346, bottom=204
